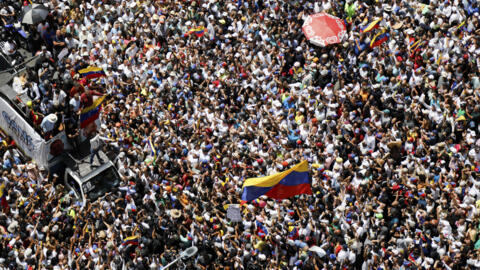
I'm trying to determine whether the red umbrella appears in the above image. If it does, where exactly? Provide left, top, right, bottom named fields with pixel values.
left=302, top=13, right=347, bottom=47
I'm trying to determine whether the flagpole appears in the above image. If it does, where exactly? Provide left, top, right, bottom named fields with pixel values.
left=163, top=246, right=198, bottom=269
left=162, top=256, right=182, bottom=269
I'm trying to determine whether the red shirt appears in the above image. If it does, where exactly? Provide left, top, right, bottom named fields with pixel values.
left=80, top=91, right=102, bottom=108
left=69, top=84, right=85, bottom=97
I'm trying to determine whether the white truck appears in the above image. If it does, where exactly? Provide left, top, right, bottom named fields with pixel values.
left=0, top=84, right=120, bottom=204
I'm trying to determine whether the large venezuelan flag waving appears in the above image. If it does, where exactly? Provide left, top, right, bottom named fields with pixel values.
left=79, top=95, right=106, bottom=128
left=78, top=66, right=106, bottom=79
left=122, top=235, right=139, bottom=246
left=361, top=17, right=382, bottom=33
left=241, top=160, right=311, bottom=201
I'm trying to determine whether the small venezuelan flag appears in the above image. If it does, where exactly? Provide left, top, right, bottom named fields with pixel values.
left=410, top=39, right=423, bottom=51
left=241, top=160, right=311, bottom=201
left=78, top=66, right=106, bottom=79
left=148, top=137, right=156, bottom=159
left=289, top=227, right=299, bottom=240
left=122, top=235, right=139, bottom=246
left=185, top=26, right=207, bottom=38
left=0, top=182, right=7, bottom=209
left=361, top=17, right=382, bottom=33
left=79, top=95, right=107, bottom=128
left=256, top=220, right=268, bottom=237
left=370, top=29, right=389, bottom=48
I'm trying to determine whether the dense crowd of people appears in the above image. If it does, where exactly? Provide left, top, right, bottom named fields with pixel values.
left=1, top=0, right=480, bottom=269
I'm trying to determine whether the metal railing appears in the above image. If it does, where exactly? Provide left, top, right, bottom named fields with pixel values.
left=0, top=53, right=39, bottom=77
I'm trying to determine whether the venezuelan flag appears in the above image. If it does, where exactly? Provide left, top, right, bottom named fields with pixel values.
left=408, top=37, right=415, bottom=47
left=193, top=26, right=206, bottom=37
left=241, top=160, right=311, bottom=201
left=289, top=227, right=299, bottom=240
left=407, top=37, right=424, bottom=51
left=79, top=95, right=107, bottom=128
left=408, top=252, right=417, bottom=262
left=0, top=183, right=4, bottom=198
left=410, top=39, right=422, bottom=51
left=0, top=183, right=7, bottom=209
left=148, top=137, right=156, bottom=159
left=78, top=66, right=106, bottom=79
left=122, top=235, right=139, bottom=246
left=361, top=18, right=382, bottom=33
left=185, top=26, right=206, bottom=37
left=436, top=53, right=443, bottom=65
left=456, top=20, right=466, bottom=38
left=256, top=220, right=268, bottom=237
left=370, top=29, right=389, bottom=48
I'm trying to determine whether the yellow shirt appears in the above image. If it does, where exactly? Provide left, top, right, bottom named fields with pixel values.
left=295, top=115, right=304, bottom=124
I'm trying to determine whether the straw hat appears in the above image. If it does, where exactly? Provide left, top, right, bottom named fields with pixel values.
left=387, top=141, right=402, bottom=148
left=98, top=230, right=107, bottom=239
left=392, top=22, right=403, bottom=30
left=437, top=142, right=446, bottom=148
left=170, top=209, right=181, bottom=219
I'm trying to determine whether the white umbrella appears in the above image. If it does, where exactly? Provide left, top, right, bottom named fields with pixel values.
left=309, top=246, right=326, bottom=257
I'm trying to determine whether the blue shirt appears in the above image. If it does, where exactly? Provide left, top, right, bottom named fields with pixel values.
left=354, top=39, right=367, bottom=55
left=288, top=130, right=300, bottom=143
left=283, top=99, right=295, bottom=110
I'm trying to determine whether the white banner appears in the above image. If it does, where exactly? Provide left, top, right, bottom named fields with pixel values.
left=57, top=48, right=69, bottom=61
left=226, top=204, right=242, bottom=222
left=0, top=98, right=47, bottom=167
